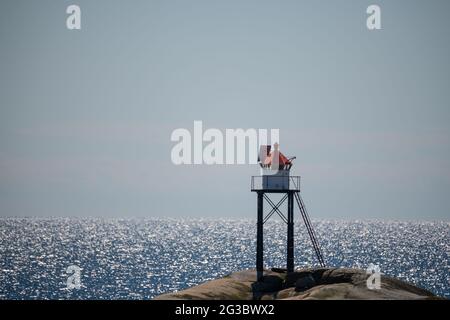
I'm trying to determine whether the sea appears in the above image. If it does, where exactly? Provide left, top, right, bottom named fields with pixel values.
left=0, top=218, right=448, bottom=299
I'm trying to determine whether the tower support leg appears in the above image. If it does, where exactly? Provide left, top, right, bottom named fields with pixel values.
left=287, top=192, right=294, bottom=273
left=256, top=192, right=264, bottom=281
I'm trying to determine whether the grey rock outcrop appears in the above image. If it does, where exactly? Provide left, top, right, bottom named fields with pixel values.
left=154, top=268, right=440, bottom=300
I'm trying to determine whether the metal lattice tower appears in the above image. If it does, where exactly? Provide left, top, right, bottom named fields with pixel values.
left=251, top=143, right=325, bottom=281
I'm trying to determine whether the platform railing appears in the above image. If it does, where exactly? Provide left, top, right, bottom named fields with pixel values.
left=251, top=176, right=300, bottom=191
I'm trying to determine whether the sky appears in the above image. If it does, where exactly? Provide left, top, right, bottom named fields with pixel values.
left=0, top=0, right=449, bottom=220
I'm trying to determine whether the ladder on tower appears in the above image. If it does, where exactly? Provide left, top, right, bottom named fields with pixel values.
left=294, top=192, right=326, bottom=267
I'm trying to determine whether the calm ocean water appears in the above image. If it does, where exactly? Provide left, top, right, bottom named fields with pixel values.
left=0, top=218, right=448, bottom=299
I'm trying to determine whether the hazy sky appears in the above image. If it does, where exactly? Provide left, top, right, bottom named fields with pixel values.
left=1, top=0, right=449, bottom=219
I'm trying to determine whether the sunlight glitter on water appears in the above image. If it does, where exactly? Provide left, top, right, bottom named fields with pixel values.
left=0, top=218, right=448, bottom=299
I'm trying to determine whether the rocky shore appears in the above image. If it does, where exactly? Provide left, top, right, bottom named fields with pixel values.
left=154, top=267, right=440, bottom=300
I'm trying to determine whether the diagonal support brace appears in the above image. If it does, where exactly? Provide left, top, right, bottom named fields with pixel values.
left=263, top=194, right=288, bottom=224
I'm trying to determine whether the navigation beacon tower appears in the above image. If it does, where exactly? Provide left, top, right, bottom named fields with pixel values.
left=251, top=143, right=326, bottom=281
